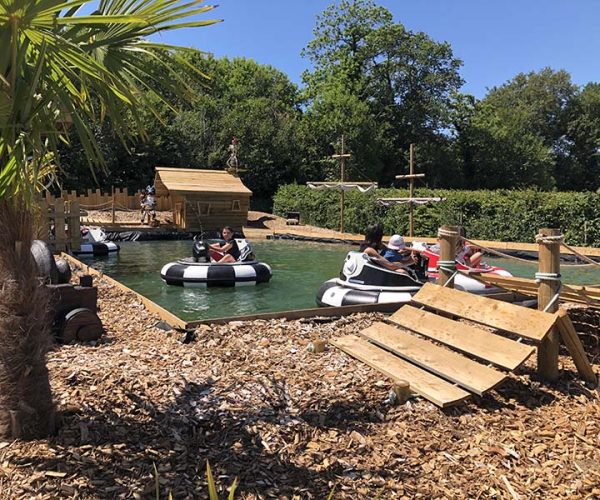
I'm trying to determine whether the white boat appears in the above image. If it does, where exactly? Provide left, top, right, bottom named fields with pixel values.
left=73, top=227, right=120, bottom=256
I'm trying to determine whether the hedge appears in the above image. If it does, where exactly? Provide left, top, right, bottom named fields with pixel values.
left=273, top=185, right=600, bottom=247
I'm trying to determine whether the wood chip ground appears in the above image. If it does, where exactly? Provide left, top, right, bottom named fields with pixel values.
left=1, top=271, right=599, bottom=498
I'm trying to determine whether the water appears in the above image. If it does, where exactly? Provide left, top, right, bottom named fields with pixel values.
left=79, top=240, right=600, bottom=321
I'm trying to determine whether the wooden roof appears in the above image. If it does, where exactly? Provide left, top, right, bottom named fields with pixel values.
left=154, top=167, right=252, bottom=196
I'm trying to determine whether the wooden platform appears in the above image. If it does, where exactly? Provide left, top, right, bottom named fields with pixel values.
left=332, top=283, right=596, bottom=407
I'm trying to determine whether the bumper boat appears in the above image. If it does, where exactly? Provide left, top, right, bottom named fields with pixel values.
left=316, top=252, right=423, bottom=307
left=414, top=243, right=512, bottom=295
left=316, top=247, right=512, bottom=307
left=73, top=227, right=120, bottom=256
left=161, top=238, right=272, bottom=287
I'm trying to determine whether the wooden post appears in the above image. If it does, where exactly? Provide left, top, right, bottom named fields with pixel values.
left=55, top=201, right=66, bottom=253
left=438, top=225, right=458, bottom=288
left=537, top=228, right=561, bottom=380
left=391, top=380, right=411, bottom=405
left=409, top=143, right=414, bottom=238
left=111, top=186, right=116, bottom=224
left=340, top=135, right=346, bottom=234
left=71, top=200, right=80, bottom=252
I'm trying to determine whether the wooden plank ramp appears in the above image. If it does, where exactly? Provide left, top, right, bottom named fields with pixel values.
left=331, top=335, right=470, bottom=407
left=361, top=322, right=506, bottom=395
left=332, top=284, right=596, bottom=407
left=412, top=283, right=555, bottom=342
left=388, top=305, right=535, bottom=370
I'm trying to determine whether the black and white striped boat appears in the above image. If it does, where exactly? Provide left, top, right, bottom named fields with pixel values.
left=161, top=259, right=272, bottom=287
left=316, top=251, right=422, bottom=307
left=73, top=227, right=120, bottom=256
left=161, top=238, right=272, bottom=287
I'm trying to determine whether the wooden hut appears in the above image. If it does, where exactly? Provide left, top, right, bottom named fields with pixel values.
left=154, top=167, right=252, bottom=231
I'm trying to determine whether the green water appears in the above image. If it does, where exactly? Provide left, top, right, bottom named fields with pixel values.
left=79, top=240, right=600, bottom=321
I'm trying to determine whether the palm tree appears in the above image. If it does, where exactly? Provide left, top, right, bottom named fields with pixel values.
left=0, top=0, right=219, bottom=439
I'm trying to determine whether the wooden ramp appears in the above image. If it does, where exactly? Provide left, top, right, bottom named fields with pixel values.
left=332, top=283, right=596, bottom=407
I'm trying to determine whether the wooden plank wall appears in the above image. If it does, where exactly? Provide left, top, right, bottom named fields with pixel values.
left=183, top=193, right=250, bottom=231
left=44, top=188, right=172, bottom=211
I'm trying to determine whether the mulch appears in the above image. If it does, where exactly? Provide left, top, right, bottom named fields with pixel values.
left=1, top=272, right=599, bottom=498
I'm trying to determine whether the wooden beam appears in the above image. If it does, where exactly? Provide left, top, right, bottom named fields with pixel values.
left=389, top=305, right=535, bottom=371
left=361, top=322, right=506, bottom=395
left=556, top=310, right=597, bottom=385
left=411, top=283, right=556, bottom=342
left=395, top=173, right=426, bottom=179
left=331, top=334, right=471, bottom=407
left=187, top=301, right=404, bottom=327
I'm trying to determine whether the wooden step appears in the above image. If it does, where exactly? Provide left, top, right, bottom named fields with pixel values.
left=411, top=283, right=556, bottom=342
left=361, top=322, right=507, bottom=395
left=332, top=334, right=470, bottom=407
left=389, top=305, right=535, bottom=371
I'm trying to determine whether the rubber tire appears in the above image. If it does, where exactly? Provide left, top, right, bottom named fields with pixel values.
left=55, top=259, right=72, bottom=284
left=31, top=240, right=59, bottom=284
left=60, top=307, right=103, bottom=343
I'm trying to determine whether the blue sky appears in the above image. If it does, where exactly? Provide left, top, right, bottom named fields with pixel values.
left=159, top=0, right=600, bottom=98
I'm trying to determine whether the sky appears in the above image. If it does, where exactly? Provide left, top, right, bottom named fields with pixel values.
left=159, top=0, right=600, bottom=98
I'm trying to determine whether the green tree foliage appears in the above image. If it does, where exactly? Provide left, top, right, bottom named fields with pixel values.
left=561, top=83, right=600, bottom=190
left=301, top=0, right=464, bottom=186
left=455, top=69, right=579, bottom=189
left=59, top=56, right=303, bottom=205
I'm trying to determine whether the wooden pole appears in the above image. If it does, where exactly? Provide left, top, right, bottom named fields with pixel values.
left=409, top=143, right=414, bottom=237
left=536, top=227, right=561, bottom=381
left=438, top=225, right=458, bottom=288
left=340, top=135, right=345, bottom=234
left=111, top=186, right=116, bottom=224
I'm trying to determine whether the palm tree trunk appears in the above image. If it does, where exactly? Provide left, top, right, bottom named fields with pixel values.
left=0, top=197, right=55, bottom=439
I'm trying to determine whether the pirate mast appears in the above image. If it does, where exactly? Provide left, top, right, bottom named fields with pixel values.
left=307, top=135, right=377, bottom=233
left=377, top=143, right=443, bottom=237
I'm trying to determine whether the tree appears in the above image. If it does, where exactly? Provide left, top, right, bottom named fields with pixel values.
left=301, top=0, right=463, bottom=186
left=456, top=69, right=577, bottom=189
left=561, top=83, right=600, bottom=191
left=57, top=56, right=303, bottom=206
left=0, top=0, right=218, bottom=439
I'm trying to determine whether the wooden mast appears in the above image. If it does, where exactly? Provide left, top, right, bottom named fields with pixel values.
left=332, top=135, right=351, bottom=233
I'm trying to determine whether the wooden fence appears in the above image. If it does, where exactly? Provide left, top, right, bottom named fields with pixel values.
left=41, top=199, right=81, bottom=253
left=43, top=187, right=171, bottom=211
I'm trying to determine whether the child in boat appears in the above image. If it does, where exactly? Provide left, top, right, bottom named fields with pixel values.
left=360, top=224, right=409, bottom=275
left=208, top=226, right=241, bottom=263
left=455, top=227, right=484, bottom=268
left=382, top=234, right=417, bottom=268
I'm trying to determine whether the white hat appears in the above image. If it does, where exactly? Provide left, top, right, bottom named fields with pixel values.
left=387, top=234, right=405, bottom=251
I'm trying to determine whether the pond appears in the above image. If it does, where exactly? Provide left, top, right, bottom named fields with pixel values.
left=79, top=239, right=600, bottom=321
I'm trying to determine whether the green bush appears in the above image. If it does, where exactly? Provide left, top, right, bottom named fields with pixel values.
left=273, top=184, right=600, bottom=247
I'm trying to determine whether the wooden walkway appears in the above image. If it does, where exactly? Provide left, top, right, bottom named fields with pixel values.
left=332, top=283, right=596, bottom=407
left=270, top=228, right=600, bottom=258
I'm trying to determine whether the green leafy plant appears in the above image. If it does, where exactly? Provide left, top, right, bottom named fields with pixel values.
left=153, top=461, right=238, bottom=499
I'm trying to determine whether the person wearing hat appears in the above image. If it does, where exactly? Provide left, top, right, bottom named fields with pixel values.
left=382, top=234, right=417, bottom=267
left=359, top=224, right=410, bottom=274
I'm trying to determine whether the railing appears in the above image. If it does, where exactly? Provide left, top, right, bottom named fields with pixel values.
left=43, top=187, right=171, bottom=211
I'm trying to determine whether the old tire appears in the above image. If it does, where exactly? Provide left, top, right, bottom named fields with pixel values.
left=55, top=259, right=72, bottom=284
left=61, top=308, right=103, bottom=343
left=31, top=240, right=59, bottom=284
